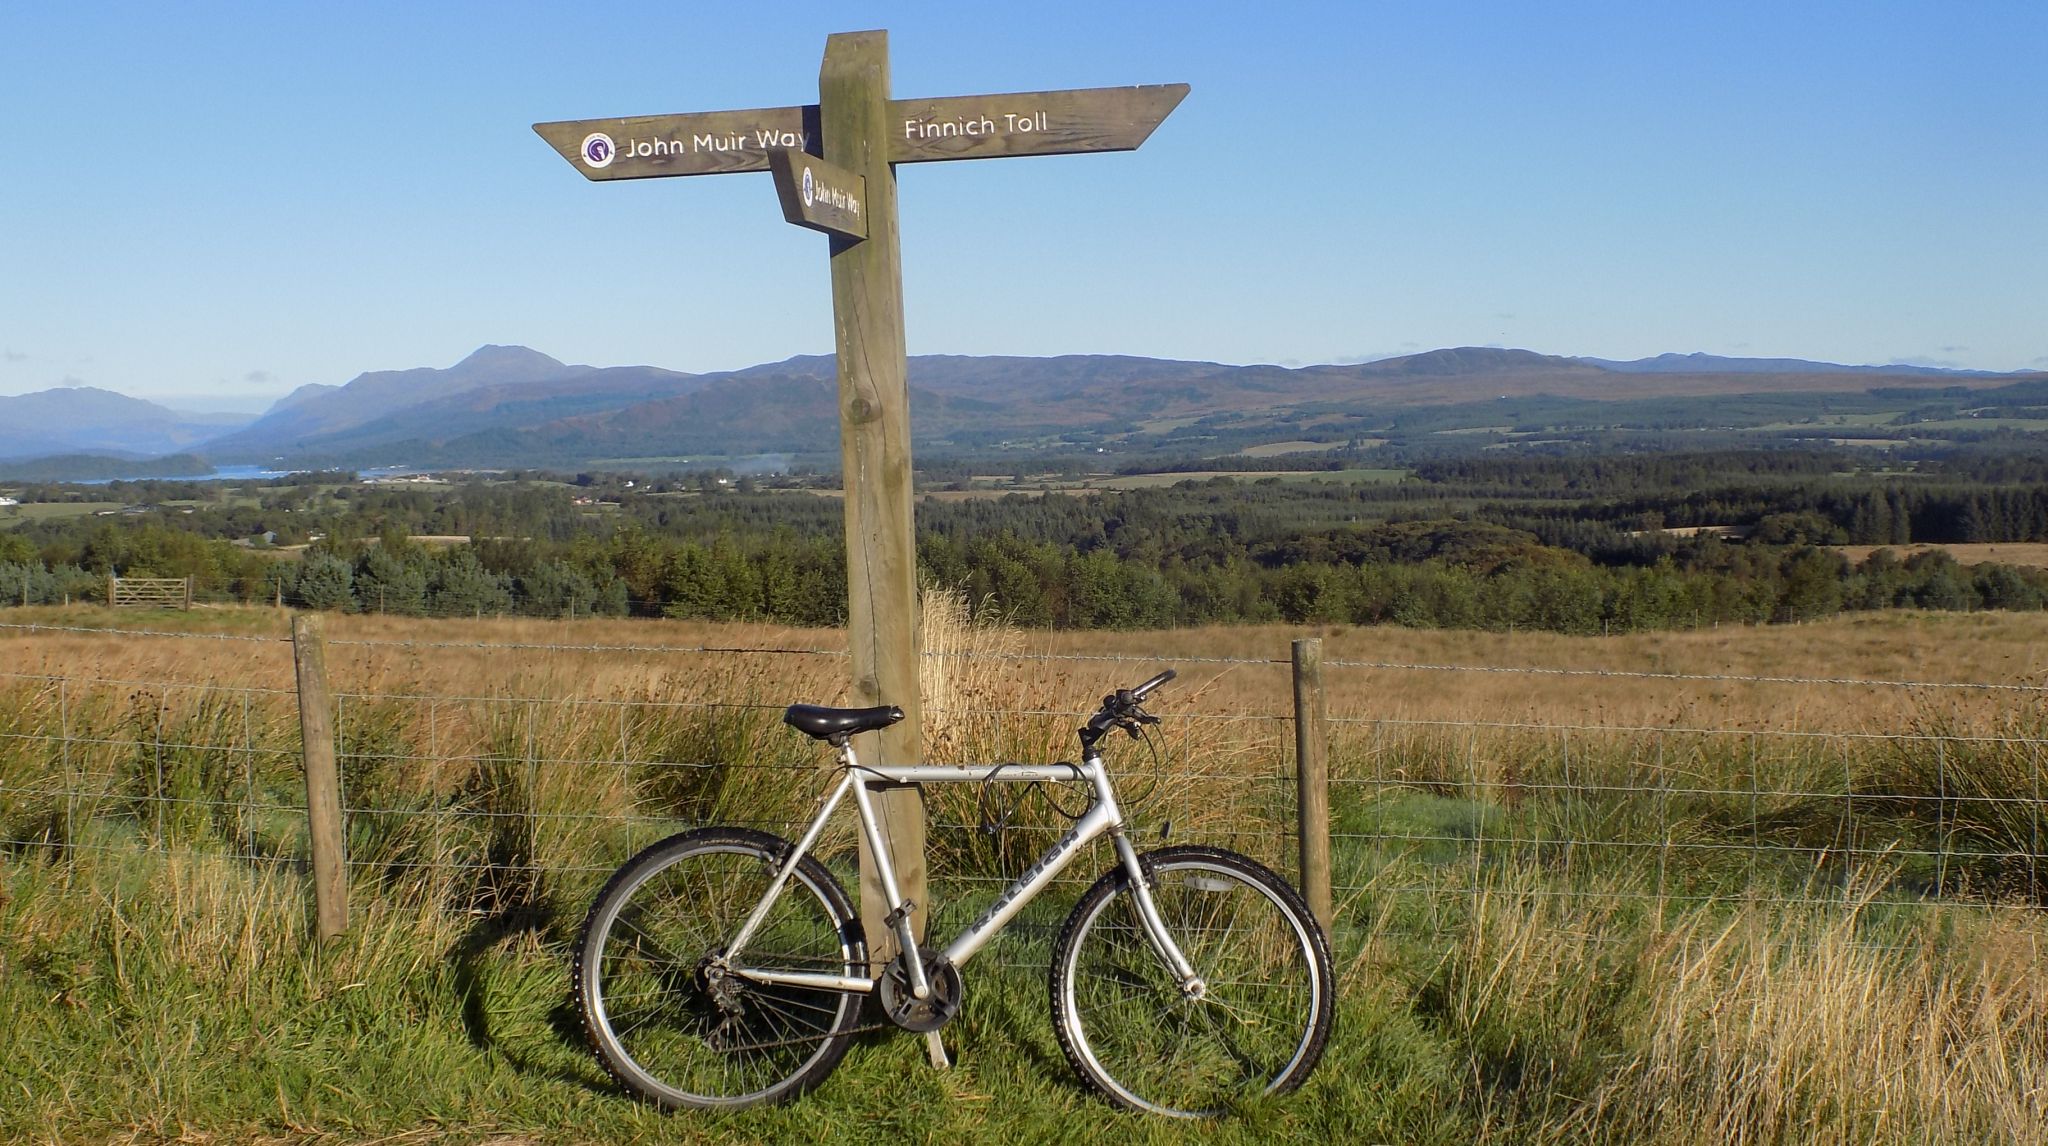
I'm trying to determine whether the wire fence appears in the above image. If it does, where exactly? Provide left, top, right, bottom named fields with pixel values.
left=3, top=616, right=2044, bottom=959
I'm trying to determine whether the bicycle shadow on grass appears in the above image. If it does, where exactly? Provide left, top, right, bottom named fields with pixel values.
left=447, top=901, right=617, bottom=1095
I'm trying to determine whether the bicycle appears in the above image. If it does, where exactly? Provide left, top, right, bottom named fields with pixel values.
left=571, top=669, right=1335, bottom=1117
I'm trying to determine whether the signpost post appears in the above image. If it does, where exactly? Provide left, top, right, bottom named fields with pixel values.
left=536, top=29, right=1184, bottom=968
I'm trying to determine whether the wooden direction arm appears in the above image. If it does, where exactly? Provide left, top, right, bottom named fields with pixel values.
left=534, top=84, right=1186, bottom=181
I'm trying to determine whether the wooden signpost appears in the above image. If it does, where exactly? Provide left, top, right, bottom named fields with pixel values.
left=536, top=30, right=1184, bottom=964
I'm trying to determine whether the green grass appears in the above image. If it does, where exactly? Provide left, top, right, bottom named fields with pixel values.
left=0, top=847, right=1458, bottom=1145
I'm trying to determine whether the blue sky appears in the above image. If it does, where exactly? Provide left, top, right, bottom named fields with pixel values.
left=3, top=1, right=2043, bottom=411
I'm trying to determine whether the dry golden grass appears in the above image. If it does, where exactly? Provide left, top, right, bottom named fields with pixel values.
left=1369, top=866, right=2048, bottom=1145
left=1612, top=900, right=2048, bottom=1144
left=1031, top=611, right=2048, bottom=737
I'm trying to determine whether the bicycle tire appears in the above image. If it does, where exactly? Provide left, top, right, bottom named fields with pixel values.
left=573, top=826, right=867, bottom=1109
left=1049, top=845, right=1335, bottom=1117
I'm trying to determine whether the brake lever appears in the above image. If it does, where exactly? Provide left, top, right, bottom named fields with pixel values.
left=1120, top=711, right=1160, bottom=739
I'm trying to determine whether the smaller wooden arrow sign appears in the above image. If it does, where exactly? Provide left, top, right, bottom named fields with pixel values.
left=767, top=149, right=868, bottom=240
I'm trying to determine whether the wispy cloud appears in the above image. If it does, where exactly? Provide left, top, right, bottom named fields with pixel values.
left=1939, top=345, right=1969, bottom=355
left=244, top=369, right=275, bottom=385
left=1, top=349, right=27, bottom=363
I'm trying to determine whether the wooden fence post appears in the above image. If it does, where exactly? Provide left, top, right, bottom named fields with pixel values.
left=293, top=613, right=348, bottom=941
left=1292, top=637, right=1333, bottom=931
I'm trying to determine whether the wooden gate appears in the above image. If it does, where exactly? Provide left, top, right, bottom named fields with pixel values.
left=108, top=576, right=193, bottom=609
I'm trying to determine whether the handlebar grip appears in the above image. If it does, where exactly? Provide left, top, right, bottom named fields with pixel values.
left=1131, top=668, right=1176, bottom=701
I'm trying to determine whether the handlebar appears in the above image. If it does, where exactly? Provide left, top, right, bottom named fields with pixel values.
left=1080, top=668, right=1176, bottom=748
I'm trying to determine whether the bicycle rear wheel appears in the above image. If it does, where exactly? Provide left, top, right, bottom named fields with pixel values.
left=573, top=826, right=866, bottom=1109
left=1050, top=845, right=1334, bottom=1117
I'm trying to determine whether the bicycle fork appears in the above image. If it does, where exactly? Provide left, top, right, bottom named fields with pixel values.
left=1087, top=750, right=1206, bottom=1000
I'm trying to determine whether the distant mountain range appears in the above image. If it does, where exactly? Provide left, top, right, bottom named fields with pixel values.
left=2, top=345, right=2041, bottom=474
left=1574, top=352, right=2014, bottom=377
left=200, top=345, right=709, bottom=459
left=0, top=387, right=246, bottom=461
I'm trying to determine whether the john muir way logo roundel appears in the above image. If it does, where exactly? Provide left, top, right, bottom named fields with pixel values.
left=801, top=166, right=815, bottom=208
left=580, top=133, right=616, bottom=169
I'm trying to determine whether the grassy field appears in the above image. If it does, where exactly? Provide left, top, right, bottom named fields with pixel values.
left=1232, top=440, right=1339, bottom=457
left=1093, top=469, right=1407, bottom=490
left=1834, top=542, right=2048, bottom=569
left=901, top=469, right=1412, bottom=499
left=1908, top=418, right=2048, bottom=432
left=5, top=605, right=2048, bottom=1143
left=0, top=501, right=125, bottom=526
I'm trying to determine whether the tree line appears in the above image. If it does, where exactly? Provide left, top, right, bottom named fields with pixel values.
left=3, top=447, right=2046, bottom=631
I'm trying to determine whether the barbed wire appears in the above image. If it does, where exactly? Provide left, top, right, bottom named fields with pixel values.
left=1330, top=880, right=2048, bottom=915
left=0, top=669, right=297, bottom=696
left=0, top=621, right=288, bottom=643
left=1326, top=714, right=2048, bottom=746
left=326, top=637, right=847, bottom=657
left=1321, top=656, right=2048, bottom=694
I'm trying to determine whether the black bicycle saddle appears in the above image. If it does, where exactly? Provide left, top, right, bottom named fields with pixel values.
left=783, top=703, right=905, bottom=742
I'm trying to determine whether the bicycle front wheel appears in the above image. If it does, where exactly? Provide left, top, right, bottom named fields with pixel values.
left=573, top=826, right=866, bottom=1109
left=1050, top=845, right=1334, bottom=1117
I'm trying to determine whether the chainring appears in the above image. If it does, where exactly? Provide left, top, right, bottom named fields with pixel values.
left=875, top=949, right=964, bottom=1033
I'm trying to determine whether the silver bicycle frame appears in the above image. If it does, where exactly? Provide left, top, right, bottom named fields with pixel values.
left=723, top=740, right=1200, bottom=999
